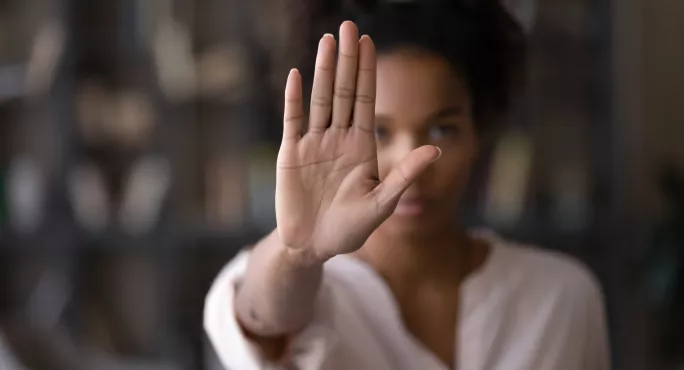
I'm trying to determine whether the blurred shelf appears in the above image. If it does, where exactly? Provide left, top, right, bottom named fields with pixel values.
left=178, top=224, right=264, bottom=245
left=0, top=64, right=26, bottom=104
left=0, top=223, right=265, bottom=251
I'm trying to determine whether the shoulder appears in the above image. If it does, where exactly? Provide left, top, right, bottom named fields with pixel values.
left=487, top=236, right=605, bottom=306
left=470, top=235, right=611, bottom=368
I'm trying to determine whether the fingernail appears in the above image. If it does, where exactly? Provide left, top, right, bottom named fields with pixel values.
left=360, top=34, right=369, bottom=41
left=430, top=147, right=442, bottom=163
left=323, top=33, right=334, bottom=39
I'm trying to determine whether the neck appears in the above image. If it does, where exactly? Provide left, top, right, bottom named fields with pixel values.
left=355, top=223, right=474, bottom=289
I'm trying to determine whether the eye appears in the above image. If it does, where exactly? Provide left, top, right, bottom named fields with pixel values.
left=374, top=125, right=388, bottom=141
left=427, top=124, right=458, bottom=141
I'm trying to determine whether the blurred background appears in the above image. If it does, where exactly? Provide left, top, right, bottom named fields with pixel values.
left=0, top=0, right=683, bottom=369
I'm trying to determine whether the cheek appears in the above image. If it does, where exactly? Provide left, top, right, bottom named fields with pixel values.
left=421, top=139, right=478, bottom=203
left=427, top=151, right=472, bottom=191
left=377, top=144, right=475, bottom=198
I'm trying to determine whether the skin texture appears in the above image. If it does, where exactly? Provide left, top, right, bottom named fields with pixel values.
left=372, top=50, right=478, bottom=238
left=234, top=21, right=488, bottom=367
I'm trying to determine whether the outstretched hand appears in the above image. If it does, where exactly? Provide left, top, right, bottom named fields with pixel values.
left=276, top=21, right=441, bottom=262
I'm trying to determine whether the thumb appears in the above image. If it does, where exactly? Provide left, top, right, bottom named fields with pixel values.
left=371, top=145, right=442, bottom=210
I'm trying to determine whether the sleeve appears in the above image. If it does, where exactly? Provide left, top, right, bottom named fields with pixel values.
left=0, top=334, right=29, bottom=370
left=203, top=250, right=340, bottom=370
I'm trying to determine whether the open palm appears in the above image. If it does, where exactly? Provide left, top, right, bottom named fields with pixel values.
left=276, top=21, right=440, bottom=261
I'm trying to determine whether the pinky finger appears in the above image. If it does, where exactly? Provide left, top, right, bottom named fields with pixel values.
left=283, top=68, right=304, bottom=142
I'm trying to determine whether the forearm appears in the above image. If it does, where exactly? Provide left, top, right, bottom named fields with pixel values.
left=235, top=230, right=324, bottom=336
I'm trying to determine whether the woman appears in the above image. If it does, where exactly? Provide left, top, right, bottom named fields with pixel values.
left=204, top=2, right=610, bottom=369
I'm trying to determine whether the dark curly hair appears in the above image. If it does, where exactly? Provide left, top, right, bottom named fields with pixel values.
left=350, top=0, right=527, bottom=132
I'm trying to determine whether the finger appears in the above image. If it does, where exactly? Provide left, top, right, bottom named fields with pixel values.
left=352, top=35, right=376, bottom=135
left=283, top=68, right=303, bottom=142
left=331, top=21, right=359, bottom=130
left=309, top=34, right=336, bottom=133
left=371, top=146, right=442, bottom=209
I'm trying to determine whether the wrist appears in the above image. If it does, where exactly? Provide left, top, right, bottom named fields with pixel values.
left=283, top=246, right=326, bottom=268
left=272, top=230, right=326, bottom=267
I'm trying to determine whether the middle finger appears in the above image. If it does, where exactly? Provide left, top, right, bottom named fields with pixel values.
left=330, top=21, right=359, bottom=130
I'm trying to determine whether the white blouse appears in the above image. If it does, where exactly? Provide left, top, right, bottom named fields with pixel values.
left=204, top=233, right=610, bottom=370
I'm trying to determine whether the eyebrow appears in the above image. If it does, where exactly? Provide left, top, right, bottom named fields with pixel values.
left=430, top=106, right=464, bottom=120
left=373, top=106, right=465, bottom=125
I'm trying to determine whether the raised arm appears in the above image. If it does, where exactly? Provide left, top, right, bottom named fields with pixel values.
left=231, top=19, right=440, bottom=353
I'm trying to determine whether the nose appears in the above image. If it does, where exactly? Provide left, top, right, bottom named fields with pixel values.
left=378, top=132, right=422, bottom=178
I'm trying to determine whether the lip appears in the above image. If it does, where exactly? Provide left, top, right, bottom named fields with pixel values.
left=394, top=197, right=428, bottom=216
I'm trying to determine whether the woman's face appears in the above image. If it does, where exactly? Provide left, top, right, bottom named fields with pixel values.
left=375, top=50, right=478, bottom=236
